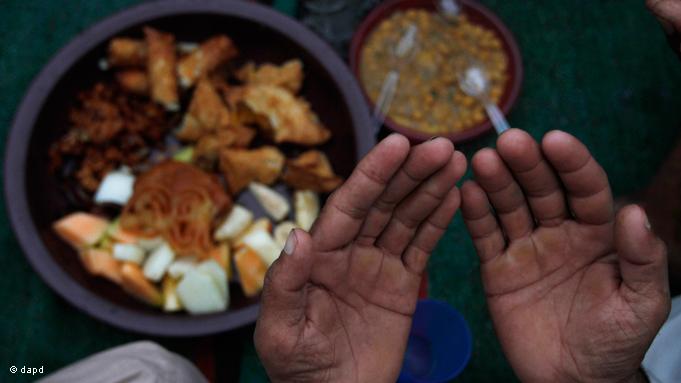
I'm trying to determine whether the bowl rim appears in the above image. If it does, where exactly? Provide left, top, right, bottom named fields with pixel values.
left=4, top=0, right=375, bottom=337
left=349, top=0, right=523, bottom=143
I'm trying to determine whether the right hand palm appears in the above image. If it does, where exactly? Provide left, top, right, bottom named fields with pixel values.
left=462, top=129, right=670, bottom=382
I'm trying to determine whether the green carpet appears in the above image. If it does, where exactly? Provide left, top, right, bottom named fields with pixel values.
left=1, top=1, right=680, bottom=382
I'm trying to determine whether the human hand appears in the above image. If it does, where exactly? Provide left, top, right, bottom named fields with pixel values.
left=255, top=135, right=467, bottom=383
left=461, top=129, right=671, bottom=383
left=647, top=0, right=681, bottom=53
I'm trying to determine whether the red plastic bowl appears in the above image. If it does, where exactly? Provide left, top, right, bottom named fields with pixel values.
left=350, top=0, right=523, bottom=143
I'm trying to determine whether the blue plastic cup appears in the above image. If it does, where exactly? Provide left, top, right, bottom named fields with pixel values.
left=398, top=299, right=473, bottom=383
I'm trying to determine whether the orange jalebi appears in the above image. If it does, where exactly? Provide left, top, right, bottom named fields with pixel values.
left=121, top=161, right=231, bottom=257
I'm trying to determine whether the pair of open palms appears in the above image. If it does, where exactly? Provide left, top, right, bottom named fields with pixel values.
left=254, top=129, right=670, bottom=383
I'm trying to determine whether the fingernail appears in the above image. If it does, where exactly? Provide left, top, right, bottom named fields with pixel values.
left=641, top=208, right=652, bottom=231
left=429, top=136, right=440, bottom=141
left=283, top=230, right=297, bottom=255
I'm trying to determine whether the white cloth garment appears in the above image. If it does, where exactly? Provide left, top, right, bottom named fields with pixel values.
left=37, top=341, right=208, bottom=383
left=643, top=295, right=681, bottom=383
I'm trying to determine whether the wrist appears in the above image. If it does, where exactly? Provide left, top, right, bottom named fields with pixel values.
left=623, top=368, right=649, bottom=383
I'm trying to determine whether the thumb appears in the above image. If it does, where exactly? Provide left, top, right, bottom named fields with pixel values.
left=615, top=205, right=670, bottom=301
left=257, top=229, right=314, bottom=328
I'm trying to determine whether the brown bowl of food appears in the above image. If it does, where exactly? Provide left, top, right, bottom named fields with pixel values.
left=5, top=0, right=374, bottom=336
left=350, top=0, right=523, bottom=143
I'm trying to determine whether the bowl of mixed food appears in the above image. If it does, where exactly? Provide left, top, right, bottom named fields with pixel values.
left=350, top=0, right=522, bottom=143
left=5, top=0, right=374, bottom=336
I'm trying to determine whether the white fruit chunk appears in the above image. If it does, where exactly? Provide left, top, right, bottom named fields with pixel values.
left=137, top=237, right=164, bottom=252
left=94, top=169, right=135, bottom=205
left=294, top=190, right=319, bottom=231
left=162, top=277, right=183, bottom=312
left=197, top=260, right=229, bottom=301
left=143, top=242, right=176, bottom=282
left=167, top=257, right=197, bottom=278
left=214, top=205, right=254, bottom=241
left=242, top=229, right=281, bottom=267
left=112, top=243, right=145, bottom=264
left=177, top=270, right=227, bottom=314
left=249, top=182, right=290, bottom=222
left=273, top=221, right=298, bottom=250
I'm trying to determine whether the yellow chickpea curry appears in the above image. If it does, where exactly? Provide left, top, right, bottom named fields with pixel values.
left=360, top=9, right=509, bottom=134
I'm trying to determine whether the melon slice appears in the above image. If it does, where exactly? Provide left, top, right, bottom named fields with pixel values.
left=273, top=221, right=298, bottom=250
left=120, top=263, right=162, bottom=306
left=294, top=190, right=319, bottom=231
left=167, top=257, right=197, bottom=279
left=94, top=169, right=135, bottom=205
left=234, top=247, right=267, bottom=297
left=112, top=243, right=145, bottom=264
left=208, top=243, right=232, bottom=279
left=232, top=217, right=272, bottom=247
left=143, top=242, right=175, bottom=282
left=197, top=259, right=229, bottom=301
left=176, top=269, right=227, bottom=314
left=80, top=248, right=122, bottom=284
left=249, top=182, right=290, bottom=221
left=53, top=212, right=109, bottom=249
left=162, top=276, right=183, bottom=312
left=242, top=229, right=280, bottom=267
left=214, top=204, right=253, bottom=241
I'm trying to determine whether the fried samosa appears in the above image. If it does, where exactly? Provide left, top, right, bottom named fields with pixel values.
left=237, top=85, right=330, bottom=145
left=282, top=150, right=342, bottom=193
left=107, top=38, right=147, bottom=67
left=144, top=27, right=178, bottom=111
left=236, top=59, right=304, bottom=93
left=219, top=146, right=285, bottom=194
left=177, top=35, right=237, bottom=88
left=177, top=78, right=231, bottom=141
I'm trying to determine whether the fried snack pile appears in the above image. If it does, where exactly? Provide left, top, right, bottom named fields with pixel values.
left=121, top=161, right=231, bottom=257
left=49, top=83, right=170, bottom=191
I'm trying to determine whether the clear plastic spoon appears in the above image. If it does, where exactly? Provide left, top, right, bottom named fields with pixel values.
left=458, top=66, right=510, bottom=135
left=372, top=24, right=418, bottom=132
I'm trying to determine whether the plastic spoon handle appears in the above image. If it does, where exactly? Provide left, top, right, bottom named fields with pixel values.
left=373, top=70, right=399, bottom=132
left=484, top=102, right=510, bottom=135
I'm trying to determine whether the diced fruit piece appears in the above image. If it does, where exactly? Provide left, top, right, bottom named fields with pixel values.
left=162, top=276, right=183, bottom=312
left=167, top=257, right=197, bottom=278
left=143, top=242, right=176, bottom=282
left=177, top=269, right=227, bottom=314
left=94, top=169, right=135, bottom=205
left=80, top=248, right=122, bottom=284
left=112, top=243, right=145, bottom=264
left=209, top=243, right=232, bottom=279
left=294, top=190, right=319, bottom=231
left=273, top=221, right=298, bottom=250
left=120, top=263, right=163, bottom=306
left=214, top=204, right=253, bottom=241
left=107, top=219, right=138, bottom=244
left=242, top=230, right=280, bottom=267
left=234, top=247, right=267, bottom=297
left=137, top=237, right=164, bottom=251
left=197, top=260, right=229, bottom=301
left=249, top=182, right=290, bottom=221
left=53, top=212, right=110, bottom=249
left=232, top=218, right=272, bottom=247
left=173, top=146, right=194, bottom=163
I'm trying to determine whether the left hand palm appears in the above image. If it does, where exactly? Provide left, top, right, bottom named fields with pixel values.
left=255, top=135, right=467, bottom=383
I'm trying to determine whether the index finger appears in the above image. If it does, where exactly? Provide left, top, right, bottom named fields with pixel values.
left=311, top=134, right=410, bottom=251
